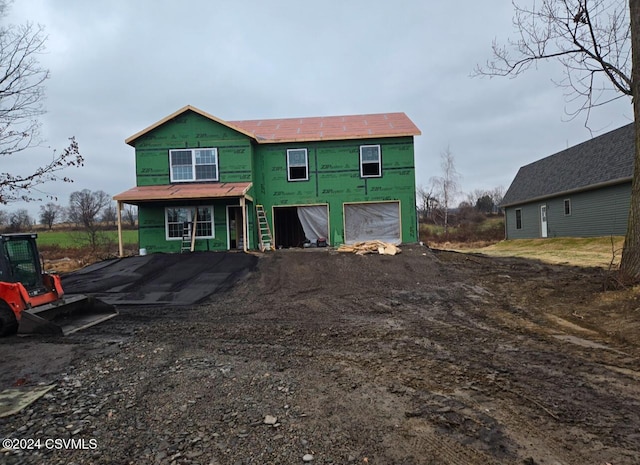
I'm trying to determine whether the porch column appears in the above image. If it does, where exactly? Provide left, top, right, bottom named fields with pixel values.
left=240, top=196, right=248, bottom=253
left=116, top=200, right=124, bottom=257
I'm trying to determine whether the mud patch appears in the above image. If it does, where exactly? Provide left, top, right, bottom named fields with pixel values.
left=552, top=334, right=628, bottom=354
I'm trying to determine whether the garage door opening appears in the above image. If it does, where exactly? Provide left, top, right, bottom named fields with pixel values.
left=273, top=205, right=330, bottom=248
left=344, top=201, right=401, bottom=244
left=274, top=207, right=305, bottom=248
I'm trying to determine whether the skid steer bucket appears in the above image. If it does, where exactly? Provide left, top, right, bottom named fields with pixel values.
left=18, top=295, right=117, bottom=336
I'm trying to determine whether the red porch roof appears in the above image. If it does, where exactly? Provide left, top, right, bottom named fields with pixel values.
left=114, top=182, right=252, bottom=203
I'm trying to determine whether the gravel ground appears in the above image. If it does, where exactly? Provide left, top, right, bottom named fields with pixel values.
left=1, top=246, right=639, bottom=464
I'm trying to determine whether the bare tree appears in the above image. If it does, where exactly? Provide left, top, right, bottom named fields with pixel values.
left=68, top=189, right=111, bottom=249
left=430, top=147, right=461, bottom=235
left=476, top=0, right=640, bottom=282
left=7, top=208, right=33, bottom=232
left=625, top=0, right=640, bottom=282
left=0, top=1, right=84, bottom=204
left=123, top=205, right=138, bottom=227
left=465, top=188, right=487, bottom=207
left=416, top=185, right=439, bottom=221
left=466, top=187, right=505, bottom=213
left=475, top=194, right=495, bottom=214
left=100, top=202, right=117, bottom=228
left=475, top=0, right=631, bottom=118
left=490, top=185, right=505, bottom=211
left=39, top=202, right=62, bottom=230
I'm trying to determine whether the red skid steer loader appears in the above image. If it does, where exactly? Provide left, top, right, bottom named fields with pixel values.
left=0, top=233, right=117, bottom=336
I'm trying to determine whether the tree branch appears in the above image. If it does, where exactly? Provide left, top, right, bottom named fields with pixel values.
left=473, top=0, right=632, bottom=120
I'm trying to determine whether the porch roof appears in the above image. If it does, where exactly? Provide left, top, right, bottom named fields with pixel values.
left=114, top=182, right=252, bottom=204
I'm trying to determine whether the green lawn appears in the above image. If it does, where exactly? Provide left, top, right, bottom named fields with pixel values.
left=34, top=229, right=139, bottom=248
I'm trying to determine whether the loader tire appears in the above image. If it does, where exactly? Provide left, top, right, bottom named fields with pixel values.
left=0, top=301, right=18, bottom=337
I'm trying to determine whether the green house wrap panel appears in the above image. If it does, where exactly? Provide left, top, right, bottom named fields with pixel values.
left=138, top=200, right=241, bottom=253
left=131, top=111, right=253, bottom=187
left=253, top=137, right=417, bottom=246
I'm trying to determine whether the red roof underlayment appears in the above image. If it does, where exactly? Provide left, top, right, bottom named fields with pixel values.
left=114, top=182, right=252, bottom=203
left=125, top=106, right=421, bottom=146
left=230, top=112, right=421, bottom=143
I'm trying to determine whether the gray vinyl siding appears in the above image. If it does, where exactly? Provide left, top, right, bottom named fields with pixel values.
left=505, top=205, right=541, bottom=239
left=546, top=183, right=630, bottom=237
left=505, top=182, right=630, bottom=239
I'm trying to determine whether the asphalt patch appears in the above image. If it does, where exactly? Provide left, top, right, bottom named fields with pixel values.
left=61, top=252, right=258, bottom=306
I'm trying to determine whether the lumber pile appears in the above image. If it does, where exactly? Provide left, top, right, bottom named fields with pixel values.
left=337, top=240, right=401, bottom=256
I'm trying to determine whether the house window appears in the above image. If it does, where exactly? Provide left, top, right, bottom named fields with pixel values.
left=169, top=148, right=218, bottom=182
left=564, top=199, right=571, bottom=216
left=515, top=209, right=522, bottom=230
left=165, top=206, right=214, bottom=240
left=360, top=145, right=382, bottom=178
left=287, top=149, right=308, bottom=181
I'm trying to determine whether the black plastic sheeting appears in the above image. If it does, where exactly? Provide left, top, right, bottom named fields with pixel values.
left=60, top=252, right=258, bottom=306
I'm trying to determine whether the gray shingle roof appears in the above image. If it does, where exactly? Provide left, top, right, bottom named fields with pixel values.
left=501, top=123, right=634, bottom=207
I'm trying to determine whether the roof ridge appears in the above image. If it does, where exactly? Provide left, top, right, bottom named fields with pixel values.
left=126, top=106, right=420, bottom=146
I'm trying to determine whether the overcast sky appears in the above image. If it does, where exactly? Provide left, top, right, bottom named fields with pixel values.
left=3, top=0, right=633, bottom=218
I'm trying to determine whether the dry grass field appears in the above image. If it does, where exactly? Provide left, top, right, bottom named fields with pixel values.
left=443, top=236, right=625, bottom=269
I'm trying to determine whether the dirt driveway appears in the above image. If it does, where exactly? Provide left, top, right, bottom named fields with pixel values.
left=1, top=246, right=639, bottom=464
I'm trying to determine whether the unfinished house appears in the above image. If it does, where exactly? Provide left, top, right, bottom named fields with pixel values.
left=114, top=105, right=421, bottom=254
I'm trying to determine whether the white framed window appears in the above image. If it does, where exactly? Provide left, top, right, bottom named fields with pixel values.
left=360, top=145, right=381, bottom=178
left=287, top=149, right=308, bottom=181
left=165, top=206, right=214, bottom=240
left=169, top=148, right=218, bottom=182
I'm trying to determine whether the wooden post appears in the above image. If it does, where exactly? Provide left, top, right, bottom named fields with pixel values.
left=240, top=196, right=248, bottom=252
left=117, top=200, right=124, bottom=257
left=190, top=208, right=198, bottom=252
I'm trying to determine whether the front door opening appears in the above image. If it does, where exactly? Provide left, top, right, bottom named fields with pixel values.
left=227, top=206, right=244, bottom=250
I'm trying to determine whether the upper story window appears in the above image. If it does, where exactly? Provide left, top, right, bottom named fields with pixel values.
left=170, top=148, right=218, bottom=182
left=287, top=149, right=308, bottom=181
left=360, top=145, right=381, bottom=178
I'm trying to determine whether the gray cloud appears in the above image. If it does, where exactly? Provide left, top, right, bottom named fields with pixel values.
left=4, top=0, right=633, bottom=217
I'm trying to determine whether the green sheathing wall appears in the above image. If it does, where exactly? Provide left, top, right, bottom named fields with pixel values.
left=131, top=110, right=253, bottom=186
left=505, top=182, right=630, bottom=239
left=137, top=200, right=242, bottom=253
left=253, top=137, right=417, bottom=245
left=131, top=110, right=255, bottom=252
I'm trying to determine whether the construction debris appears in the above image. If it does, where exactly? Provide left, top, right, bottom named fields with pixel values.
left=337, top=241, right=402, bottom=256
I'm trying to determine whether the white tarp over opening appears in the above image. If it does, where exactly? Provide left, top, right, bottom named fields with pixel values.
left=297, top=205, right=329, bottom=243
left=344, top=202, right=401, bottom=244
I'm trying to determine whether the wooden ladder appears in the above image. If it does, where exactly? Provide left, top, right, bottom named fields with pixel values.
left=255, top=205, right=273, bottom=252
left=180, top=209, right=198, bottom=253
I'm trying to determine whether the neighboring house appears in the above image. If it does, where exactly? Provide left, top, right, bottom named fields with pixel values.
left=114, top=105, right=421, bottom=254
left=501, top=123, right=634, bottom=239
